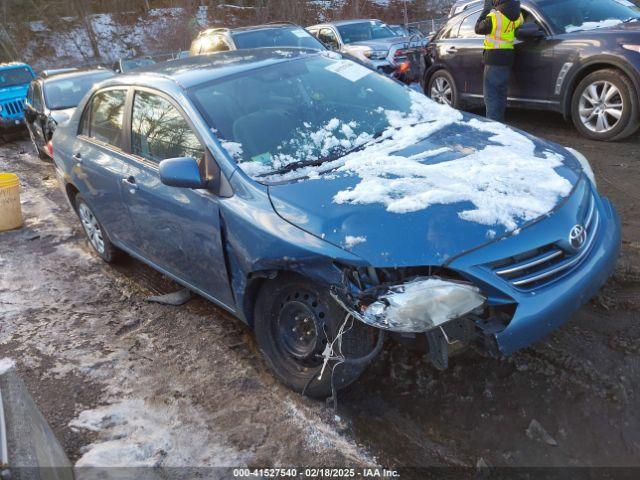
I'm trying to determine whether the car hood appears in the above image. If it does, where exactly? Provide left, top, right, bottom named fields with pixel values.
left=50, top=108, right=76, bottom=127
left=0, top=84, right=28, bottom=103
left=267, top=115, right=584, bottom=267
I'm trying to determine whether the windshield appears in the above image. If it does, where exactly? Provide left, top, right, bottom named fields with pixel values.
left=122, top=58, right=156, bottom=72
left=44, top=71, right=114, bottom=110
left=233, top=27, right=325, bottom=50
left=336, top=21, right=397, bottom=43
left=537, top=0, right=640, bottom=33
left=190, top=54, right=434, bottom=181
left=390, top=25, right=410, bottom=36
left=0, top=67, right=33, bottom=88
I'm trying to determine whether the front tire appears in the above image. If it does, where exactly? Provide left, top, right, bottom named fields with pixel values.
left=426, top=69, right=459, bottom=108
left=571, top=69, right=640, bottom=141
left=74, top=195, right=119, bottom=263
left=254, top=274, right=374, bottom=398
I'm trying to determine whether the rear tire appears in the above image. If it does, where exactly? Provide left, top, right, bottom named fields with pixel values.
left=254, top=274, right=374, bottom=398
left=571, top=69, right=640, bottom=141
left=426, top=69, right=459, bottom=109
left=74, top=195, right=119, bottom=263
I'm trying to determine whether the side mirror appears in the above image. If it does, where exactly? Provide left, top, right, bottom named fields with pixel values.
left=517, top=23, right=546, bottom=41
left=159, top=157, right=206, bottom=189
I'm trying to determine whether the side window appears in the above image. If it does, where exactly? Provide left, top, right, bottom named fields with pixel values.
left=32, top=83, right=44, bottom=111
left=438, top=21, right=459, bottom=40
left=26, top=84, right=34, bottom=105
left=458, top=11, right=482, bottom=38
left=88, top=90, right=127, bottom=148
left=318, top=28, right=339, bottom=49
left=131, top=91, right=204, bottom=165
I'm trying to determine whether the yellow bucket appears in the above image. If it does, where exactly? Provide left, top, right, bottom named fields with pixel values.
left=0, top=173, right=23, bottom=232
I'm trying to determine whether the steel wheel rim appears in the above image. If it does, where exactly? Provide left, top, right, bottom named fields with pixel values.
left=579, top=80, right=623, bottom=133
left=78, top=203, right=105, bottom=255
left=431, top=76, right=453, bottom=105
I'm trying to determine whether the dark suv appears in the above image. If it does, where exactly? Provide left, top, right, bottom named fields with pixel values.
left=189, top=22, right=325, bottom=56
left=424, top=0, right=640, bottom=141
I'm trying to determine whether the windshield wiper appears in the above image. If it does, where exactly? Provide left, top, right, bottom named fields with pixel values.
left=260, top=119, right=437, bottom=178
left=259, top=129, right=389, bottom=178
left=622, top=17, right=639, bottom=23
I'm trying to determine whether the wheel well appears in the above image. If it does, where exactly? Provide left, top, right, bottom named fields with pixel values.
left=65, top=183, right=80, bottom=209
left=241, top=270, right=325, bottom=329
left=563, top=63, right=636, bottom=120
left=424, top=66, right=446, bottom=90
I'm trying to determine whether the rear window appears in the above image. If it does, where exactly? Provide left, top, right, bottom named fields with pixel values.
left=83, top=89, right=127, bottom=148
left=0, top=67, right=33, bottom=88
left=44, top=72, right=114, bottom=110
left=232, top=27, right=325, bottom=50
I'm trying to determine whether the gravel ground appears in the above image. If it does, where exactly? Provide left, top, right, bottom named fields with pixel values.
left=0, top=108, right=639, bottom=477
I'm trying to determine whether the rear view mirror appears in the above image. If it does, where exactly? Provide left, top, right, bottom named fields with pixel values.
left=159, top=157, right=206, bottom=189
left=517, top=23, right=546, bottom=41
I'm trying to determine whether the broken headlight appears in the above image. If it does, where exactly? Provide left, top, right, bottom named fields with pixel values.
left=361, top=277, right=485, bottom=333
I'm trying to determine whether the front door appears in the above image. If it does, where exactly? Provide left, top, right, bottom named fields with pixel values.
left=120, top=89, right=234, bottom=308
left=25, top=82, right=46, bottom=149
left=509, top=9, right=555, bottom=103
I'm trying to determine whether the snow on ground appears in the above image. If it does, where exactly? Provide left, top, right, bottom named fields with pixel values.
left=0, top=357, right=15, bottom=374
left=565, top=18, right=623, bottom=33
left=71, top=398, right=244, bottom=468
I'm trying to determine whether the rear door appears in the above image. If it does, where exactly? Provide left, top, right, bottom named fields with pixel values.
left=119, top=88, right=234, bottom=307
left=430, top=16, right=475, bottom=95
left=71, top=88, right=131, bottom=243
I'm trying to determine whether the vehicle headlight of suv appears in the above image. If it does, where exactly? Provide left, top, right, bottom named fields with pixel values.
left=332, top=277, right=486, bottom=333
left=566, top=147, right=597, bottom=188
left=363, top=49, right=389, bottom=60
left=622, top=44, right=640, bottom=53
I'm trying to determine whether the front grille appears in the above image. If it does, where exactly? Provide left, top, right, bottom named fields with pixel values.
left=488, top=192, right=599, bottom=290
left=0, top=99, right=25, bottom=117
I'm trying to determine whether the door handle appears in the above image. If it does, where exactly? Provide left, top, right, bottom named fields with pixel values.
left=446, top=46, right=457, bottom=54
left=122, top=176, right=139, bottom=191
left=73, top=153, right=82, bottom=163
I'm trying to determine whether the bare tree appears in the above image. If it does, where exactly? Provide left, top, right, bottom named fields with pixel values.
left=72, top=0, right=101, bottom=60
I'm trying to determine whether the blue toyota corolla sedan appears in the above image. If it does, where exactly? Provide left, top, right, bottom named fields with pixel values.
left=51, top=48, right=620, bottom=397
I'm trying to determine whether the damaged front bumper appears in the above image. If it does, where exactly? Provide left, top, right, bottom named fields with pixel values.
left=330, top=272, right=504, bottom=370
left=330, top=195, right=620, bottom=368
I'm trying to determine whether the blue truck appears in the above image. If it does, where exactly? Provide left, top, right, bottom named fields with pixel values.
left=0, top=62, right=36, bottom=130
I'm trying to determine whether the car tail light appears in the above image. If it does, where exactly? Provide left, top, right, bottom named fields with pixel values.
left=47, top=140, right=53, bottom=158
left=397, top=62, right=411, bottom=74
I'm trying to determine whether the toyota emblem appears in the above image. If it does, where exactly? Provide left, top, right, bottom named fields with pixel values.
left=569, top=225, right=587, bottom=251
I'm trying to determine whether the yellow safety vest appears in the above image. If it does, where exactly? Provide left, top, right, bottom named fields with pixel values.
left=484, top=10, right=524, bottom=50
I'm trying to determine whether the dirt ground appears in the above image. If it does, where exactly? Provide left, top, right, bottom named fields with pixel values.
left=0, top=108, right=639, bottom=477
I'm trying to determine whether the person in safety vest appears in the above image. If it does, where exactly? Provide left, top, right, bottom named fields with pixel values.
left=475, top=0, right=524, bottom=122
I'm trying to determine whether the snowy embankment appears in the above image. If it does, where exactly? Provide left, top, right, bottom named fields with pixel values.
left=24, top=8, right=196, bottom=70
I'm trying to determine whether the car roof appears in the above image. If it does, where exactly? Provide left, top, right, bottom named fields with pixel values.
left=40, top=68, right=113, bottom=82
left=198, top=22, right=300, bottom=37
left=0, top=62, right=31, bottom=70
left=101, top=47, right=322, bottom=90
left=313, top=19, right=384, bottom=27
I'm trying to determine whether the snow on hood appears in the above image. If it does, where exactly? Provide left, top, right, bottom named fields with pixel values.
left=267, top=96, right=580, bottom=266
left=333, top=116, right=572, bottom=231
